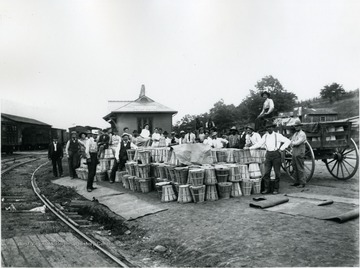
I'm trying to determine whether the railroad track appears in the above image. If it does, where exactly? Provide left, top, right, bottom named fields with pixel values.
left=1, top=156, right=133, bottom=267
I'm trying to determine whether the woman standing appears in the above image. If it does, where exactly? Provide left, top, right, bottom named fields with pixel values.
left=255, top=91, right=274, bottom=131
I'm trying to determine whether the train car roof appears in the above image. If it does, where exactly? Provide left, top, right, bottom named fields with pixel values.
left=1, top=113, right=51, bottom=127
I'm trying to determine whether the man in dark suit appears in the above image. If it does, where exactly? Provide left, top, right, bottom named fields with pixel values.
left=48, top=135, right=63, bottom=177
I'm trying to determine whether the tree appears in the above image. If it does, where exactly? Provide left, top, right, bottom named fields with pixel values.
left=236, top=75, right=297, bottom=123
left=209, top=99, right=237, bottom=130
left=320, top=83, right=345, bottom=103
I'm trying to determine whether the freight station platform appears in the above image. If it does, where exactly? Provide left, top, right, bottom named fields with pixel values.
left=53, top=176, right=359, bottom=223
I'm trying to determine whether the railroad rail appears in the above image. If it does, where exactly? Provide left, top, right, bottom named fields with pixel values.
left=2, top=157, right=133, bottom=267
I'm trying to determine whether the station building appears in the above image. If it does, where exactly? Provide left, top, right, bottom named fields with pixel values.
left=103, top=85, right=177, bottom=134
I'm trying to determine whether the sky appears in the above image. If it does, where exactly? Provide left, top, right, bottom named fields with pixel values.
left=1, top=0, right=359, bottom=129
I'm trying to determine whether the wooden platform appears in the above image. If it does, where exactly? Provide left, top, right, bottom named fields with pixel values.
left=1, top=232, right=114, bottom=267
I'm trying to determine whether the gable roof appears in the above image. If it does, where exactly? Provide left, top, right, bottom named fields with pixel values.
left=1, top=113, right=51, bottom=126
left=104, top=85, right=177, bottom=120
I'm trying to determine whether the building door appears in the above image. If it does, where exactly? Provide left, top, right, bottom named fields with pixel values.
left=137, top=117, right=153, bottom=133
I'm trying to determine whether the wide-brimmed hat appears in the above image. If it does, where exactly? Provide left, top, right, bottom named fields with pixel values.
left=171, top=131, right=176, bottom=135
left=122, top=133, right=129, bottom=138
left=163, top=131, right=169, bottom=135
left=292, top=119, right=303, bottom=127
left=211, top=132, right=218, bottom=137
left=230, top=126, right=237, bottom=130
left=180, top=130, right=185, bottom=134
left=86, top=130, right=92, bottom=135
left=70, top=131, right=77, bottom=137
left=246, top=124, right=255, bottom=131
left=79, top=131, right=88, bottom=137
left=261, top=91, right=270, bottom=97
left=265, top=121, right=276, bottom=128
left=91, top=129, right=99, bottom=135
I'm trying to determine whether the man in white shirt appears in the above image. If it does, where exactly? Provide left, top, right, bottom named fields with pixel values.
left=85, top=130, right=98, bottom=192
left=244, top=124, right=262, bottom=148
left=249, top=122, right=291, bottom=194
left=178, top=131, right=186, bottom=145
left=162, top=131, right=172, bottom=146
left=211, top=132, right=229, bottom=149
left=183, top=127, right=196, bottom=144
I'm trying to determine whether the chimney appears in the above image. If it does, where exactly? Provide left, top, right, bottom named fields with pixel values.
left=139, top=84, right=145, bottom=97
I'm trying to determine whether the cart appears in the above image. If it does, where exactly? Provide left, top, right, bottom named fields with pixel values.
left=279, top=120, right=359, bottom=182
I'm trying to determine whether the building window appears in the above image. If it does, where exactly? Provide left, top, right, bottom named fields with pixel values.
left=320, top=116, right=326, bottom=122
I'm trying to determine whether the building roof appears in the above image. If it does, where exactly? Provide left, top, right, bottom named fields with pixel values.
left=1, top=113, right=51, bottom=126
left=104, top=85, right=177, bottom=120
left=279, top=107, right=338, bottom=118
left=304, top=108, right=337, bottom=115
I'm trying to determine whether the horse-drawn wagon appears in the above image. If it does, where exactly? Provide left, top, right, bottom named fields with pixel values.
left=278, top=118, right=359, bottom=182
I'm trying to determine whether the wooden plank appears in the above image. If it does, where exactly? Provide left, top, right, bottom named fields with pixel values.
left=57, top=232, right=113, bottom=267
left=1, top=238, right=28, bottom=267
left=13, top=236, right=51, bottom=267
left=44, top=233, right=87, bottom=267
left=28, top=234, right=72, bottom=267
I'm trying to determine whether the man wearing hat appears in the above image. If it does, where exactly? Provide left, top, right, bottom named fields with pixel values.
left=170, top=131, right=179, bottom=145
left=161, top=131, right=172, bottom=147
left=244, top=124, right=261, bottom=148
left=110, top=133, right=138, bottom=183
left=290, top=119, right=307, bottom=188
left=211, top=132, right=228, bottom=149
left=65, top=131, right=81, bottom=179
left=238, top=126, right=247, bottom=149
left=228, top=126, right=240, bottom=148
left=97, top=128, right=110, bottom=158
left=249, top=121, right=291, bottom=194
left=85, top=130, right=99, bottom=192
left=48, top=135, right=63, bottom=177
left=178, top=130, right=186, bottom=144
left=183, top=127, right=196, bottom=144
left=255, top=91, right=275, bottom=131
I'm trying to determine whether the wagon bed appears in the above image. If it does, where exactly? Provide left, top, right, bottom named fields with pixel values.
left=279, top=119, right=359, bottom=182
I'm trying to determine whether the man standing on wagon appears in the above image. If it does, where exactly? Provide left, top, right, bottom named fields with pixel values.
left=249, top=122, right=291, bottom=194
left=290, top=119, right=307, bottom=188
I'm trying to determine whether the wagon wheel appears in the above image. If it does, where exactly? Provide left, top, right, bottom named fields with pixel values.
left=282, top=141, right=315, bottom=183
left=325, top=138, right=359, bottom=180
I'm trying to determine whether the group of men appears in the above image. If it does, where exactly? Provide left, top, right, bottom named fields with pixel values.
left=48, top=116, right=308, bottom=195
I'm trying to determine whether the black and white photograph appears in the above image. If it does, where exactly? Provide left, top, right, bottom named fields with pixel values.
left=1, top=0, right=359, bottom=267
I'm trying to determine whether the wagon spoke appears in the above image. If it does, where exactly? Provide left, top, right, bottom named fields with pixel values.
left=330, top=161, right=338, bottom=173
left=342, top=159, right=355, bottom=170
left=344, top=156, right=356, bottom=160
left=342, top=162, right=351, bottom=176
left=342, top=149, right=355, bottom=156
left=326, top=159, right=336, bottom=165
left=339, top=162, right=345, bottom=178
left=336, top=161, right=340, bottom=177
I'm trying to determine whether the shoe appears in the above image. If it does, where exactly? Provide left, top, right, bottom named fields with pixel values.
left=272, top=191, right=279, bottom=195
left=87, top=188, right=92, bottom=192
left=261, top=190, right=270, bottom=194
left=291, top=183, right=300, bottom=187
left=109, top=181, right=114, bottom=184
left=90, top=187, right=97, bottom=190
left=59, top=174, right=63, bottom=177
left=296, top=184, right=305, bottom=188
